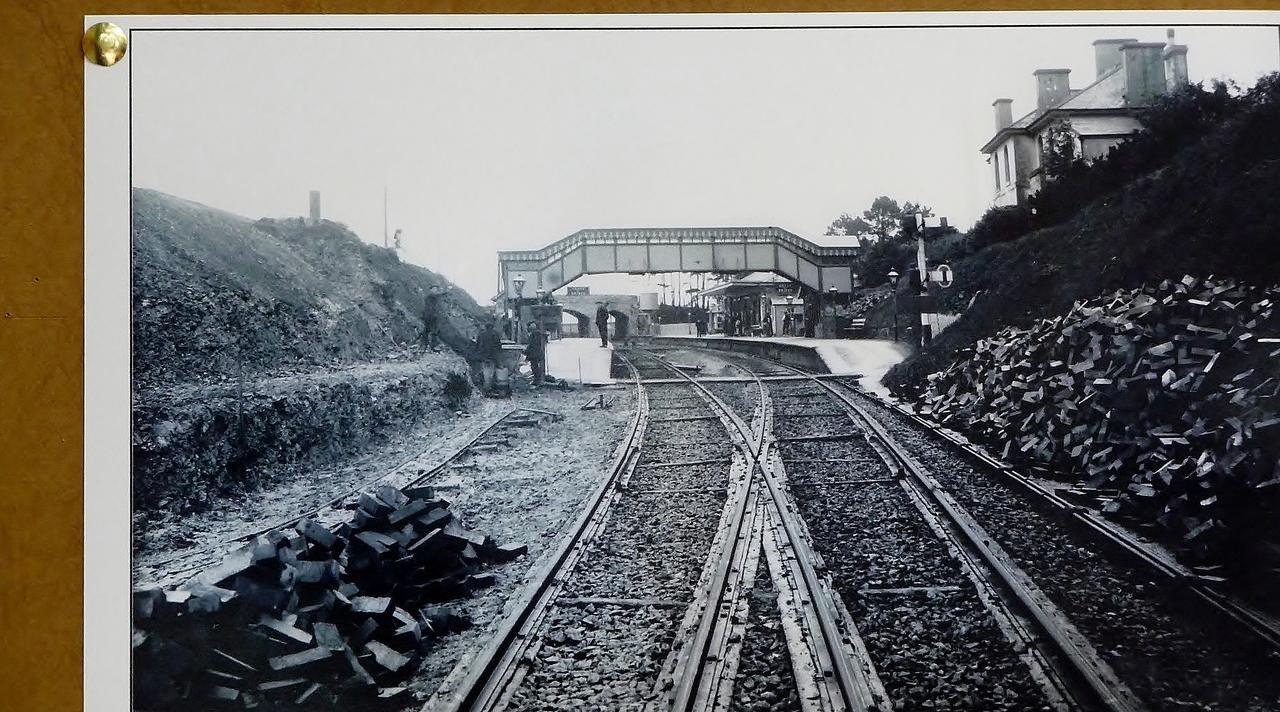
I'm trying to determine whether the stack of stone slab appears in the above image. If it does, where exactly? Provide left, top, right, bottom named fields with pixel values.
left=918, top=276, right=1280, bottom=559
left=133, top=485, right=527, bottom=709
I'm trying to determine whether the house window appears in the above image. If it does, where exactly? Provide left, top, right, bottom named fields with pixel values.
left=1003, top=144, right=1012, bottom=184
left=993, top=154, right=1001, bottom=191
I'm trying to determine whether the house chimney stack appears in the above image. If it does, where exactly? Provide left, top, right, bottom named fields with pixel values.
left=1092, top=38, right=1138, bottom=78
left=1033, top=68, right=1072, bottom=111
left=1163, top=28, right=1189, bottom=91
left=992, top=98, right=1013, bottom=131
left=1121, top=41, right=1167, bottom=106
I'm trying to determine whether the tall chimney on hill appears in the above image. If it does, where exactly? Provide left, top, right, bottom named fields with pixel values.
left=1034, top=69, right=1072, bottom=111
left=1163, top=29, right=1189, bottom=91
left=993, top=98, right=1013, bottom=131
left=1092, top=38, right=1138, bottom=79
left=1121, top=42, right=1167, bottom=106
left=308, top=191, right=321, bottom=225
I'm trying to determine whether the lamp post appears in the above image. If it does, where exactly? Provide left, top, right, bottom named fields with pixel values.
left=785, top=294, right=795, bottom=336
left=512, top=276, right=525, bottom=343
left=887, top=269, right=900, bottom=342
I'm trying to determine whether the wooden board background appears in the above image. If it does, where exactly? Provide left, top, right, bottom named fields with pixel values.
left=0, top=1, right=1272, bottom=707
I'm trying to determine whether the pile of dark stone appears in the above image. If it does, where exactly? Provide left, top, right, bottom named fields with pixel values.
left=918, top=275, right=1280, bottom=560
left=133, top=485, right=526, bottom=710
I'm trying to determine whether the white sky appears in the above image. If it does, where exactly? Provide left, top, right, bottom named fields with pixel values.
left=131, top=21, right=1280, bottom=302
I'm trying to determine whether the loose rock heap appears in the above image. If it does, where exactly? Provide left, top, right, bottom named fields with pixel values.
left=917, top=276, right=1280, bottom=561
left=133, top=485, right=526, bottom=710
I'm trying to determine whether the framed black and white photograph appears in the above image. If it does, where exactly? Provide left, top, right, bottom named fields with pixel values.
left=81, top=10, right=1280, bottom=712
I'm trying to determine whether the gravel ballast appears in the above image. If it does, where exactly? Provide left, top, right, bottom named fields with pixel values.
left=775, top=414, right=856, bottom=440
left=566, top=489, right=729, bottom=600
left=707, top=381, right=760, bottom=423
left=795, top=481, right=960, bottom=591
left=856, top=590, right=1052, bottom=712
left=850, top=389, right=1280, bottom=711
left=630, top=462, right=731, bottom=491
left=730, top=571, right=804, bottom=712
left=509, top=602, right=680, bottom=711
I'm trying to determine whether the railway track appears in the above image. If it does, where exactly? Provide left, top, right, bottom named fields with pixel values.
left=429, top=350, right=887, bottom=712
left=136, top=407, right=557, bottom=587
left=632, top=349, right=886, bottom=712
left=401, top=343, right=1280, bottom=711
left=427, top=354, right=746, bottom=710
left=664, top=345, right=1280, bottom=711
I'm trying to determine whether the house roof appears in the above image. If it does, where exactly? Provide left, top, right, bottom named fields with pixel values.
left=981, top=65, right=1130, bottom=154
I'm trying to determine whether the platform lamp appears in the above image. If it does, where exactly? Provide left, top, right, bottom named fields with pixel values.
left=512, top=276, right=526, bottom=342
left=887, top=269, right=900, bottom=342
left=785, top=294, right=795, bottom=337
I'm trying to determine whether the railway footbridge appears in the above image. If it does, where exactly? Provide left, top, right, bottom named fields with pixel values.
left=497, top=227, right=862, bottom=303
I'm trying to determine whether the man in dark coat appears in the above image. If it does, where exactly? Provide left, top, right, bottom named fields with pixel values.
left=525, top=321, right=546, bottom=385
left=475, top=320, right=503, bottom=394
left=422, top=285, right=445, bottom=351
left=595, top=301, right=610, bottom=347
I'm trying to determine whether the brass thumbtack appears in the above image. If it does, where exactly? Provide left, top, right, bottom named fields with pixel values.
left=83, top=22, right=128, bottom=67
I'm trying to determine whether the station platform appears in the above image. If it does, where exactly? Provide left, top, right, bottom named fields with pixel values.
left=649, top=335, right=910, bottom=396
left=544, top=337, right=616, bottom=385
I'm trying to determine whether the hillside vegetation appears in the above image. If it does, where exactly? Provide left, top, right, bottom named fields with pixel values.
left=885, top=75, right=1280, bottom=395
left=132, top=188, right=486, bottom=389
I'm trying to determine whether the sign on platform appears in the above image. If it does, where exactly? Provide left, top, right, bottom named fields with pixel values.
left=929, top=264, right=954, bottom=288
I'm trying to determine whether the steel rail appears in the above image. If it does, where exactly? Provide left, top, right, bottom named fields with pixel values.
left=837, top=387, right=1146, bottom=712
left=423, top=358, right=649, bottom=712
left=140, top=407, right=528, bottom=581
left=639, top=349, right=887, bottom=712
left=623, top=350, right=764, bottom=712
left=838, top=383, right=1280, bottom=655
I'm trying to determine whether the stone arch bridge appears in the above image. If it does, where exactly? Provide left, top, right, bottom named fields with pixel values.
left=553, top=293, right=639, bottom=340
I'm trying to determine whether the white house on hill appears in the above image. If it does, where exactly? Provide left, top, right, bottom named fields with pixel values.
left=981, top=29, right=1190, bottom=207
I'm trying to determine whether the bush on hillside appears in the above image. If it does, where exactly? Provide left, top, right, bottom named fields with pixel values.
left=967, top=205, right=1033, bottom=250
left=858, top=236, right=916, bottom=287
left=1029, top=79, right=1247, bottom=226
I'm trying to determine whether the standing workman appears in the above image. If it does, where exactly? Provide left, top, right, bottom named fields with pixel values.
left=475, top=319, right=503, bottom=396
left=525, top=320, right=546, bottom=386
left=422, top=284, right=446, bottom=352
left=595, top=301, right=610, bottom=348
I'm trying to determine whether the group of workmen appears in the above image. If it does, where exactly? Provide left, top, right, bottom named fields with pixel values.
left=469, top=300, right=612, bottom=394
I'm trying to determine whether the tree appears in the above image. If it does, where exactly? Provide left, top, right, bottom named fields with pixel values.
left=826, top=196, right=933, bottom=243
left=1041, top=119, right=1081, bottom=180
left=861, top=196, right=904, bottom=241
left=825, top=212, right=872, bottom=238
